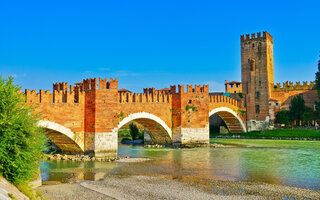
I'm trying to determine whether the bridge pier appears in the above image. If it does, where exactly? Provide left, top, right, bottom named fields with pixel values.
left=172, top=126, right=209, bottom=147
left=94, top=131, right=118, bottom=159
left=144, top=129, right=152, bottom=145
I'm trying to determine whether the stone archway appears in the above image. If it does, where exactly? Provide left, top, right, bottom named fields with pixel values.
left=38, top=120, right=84, bottom=153
left=117, top=112, right=172, bottom=144
left=209, top=107, right=247, bottom=133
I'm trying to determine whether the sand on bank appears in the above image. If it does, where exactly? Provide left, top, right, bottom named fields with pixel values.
left=37, top=175, right=320, bottom=200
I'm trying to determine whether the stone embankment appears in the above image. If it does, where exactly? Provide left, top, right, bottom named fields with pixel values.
left=0, top=176, right=29, bottom=200
left=44, top=154, right=130, bottom=162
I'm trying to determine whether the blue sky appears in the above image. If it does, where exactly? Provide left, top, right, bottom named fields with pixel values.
left=1, top=0, right=319, bottom=92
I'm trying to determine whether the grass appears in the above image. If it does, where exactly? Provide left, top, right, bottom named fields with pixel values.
left=211, top=129, right=320, bottom=139
left=16, top=182, right=45, bottom=200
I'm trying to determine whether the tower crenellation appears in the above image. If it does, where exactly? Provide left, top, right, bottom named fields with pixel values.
left=240, top=31, right=273, bottom=43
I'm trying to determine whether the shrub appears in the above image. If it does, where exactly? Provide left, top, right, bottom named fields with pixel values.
left=0, top=77, right=45, bottom=184
left=129, top=123, right=139, bottom=141
left=275, top=110, right=291, bottom=125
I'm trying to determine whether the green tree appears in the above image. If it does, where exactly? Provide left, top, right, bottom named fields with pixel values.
left=289, top=95, right=306, bottom=125
left=302, top=106, right=314, bottom=126
left=315, top=55, right=320, bottom=111
left=275, top=110, right=291, bottom=125
left=129, top=123, right=139, bottom=141
left=0, top=77, right=45, bottom=184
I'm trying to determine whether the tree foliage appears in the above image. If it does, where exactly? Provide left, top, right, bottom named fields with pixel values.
left=275, top=110, right=291, bottom=125
left=315, top=55, right=320, bottom=111
left=129, top=123, right=139, bottom=141
left=0, top=77, right=45, bottom=184
left=289, top=95, right=306, bottom=122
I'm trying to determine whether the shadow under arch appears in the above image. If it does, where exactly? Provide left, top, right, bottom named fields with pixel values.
left=118, top=112, right=172, bottom=144
left=209, top=107, right=247, bottom=133
left=38, top=120, right=84, bottom=153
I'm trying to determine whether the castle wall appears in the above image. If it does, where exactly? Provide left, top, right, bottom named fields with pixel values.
left=271, top=89, right=318, bottom=110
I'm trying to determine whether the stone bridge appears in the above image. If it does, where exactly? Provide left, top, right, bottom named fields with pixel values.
left=25, top=77, right=246, bottom=158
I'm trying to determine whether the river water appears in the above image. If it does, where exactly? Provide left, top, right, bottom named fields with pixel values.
left=41, top=139, right=320, bottom=190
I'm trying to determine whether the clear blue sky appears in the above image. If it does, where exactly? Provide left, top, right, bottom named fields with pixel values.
left=1, top=0, right=319, bottom=92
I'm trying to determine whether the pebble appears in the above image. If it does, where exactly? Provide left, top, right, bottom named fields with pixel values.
left=44, top=153, right=129, bottom=162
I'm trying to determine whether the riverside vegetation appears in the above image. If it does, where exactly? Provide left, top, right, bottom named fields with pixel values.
left=0, top=76, right=46, bottom=200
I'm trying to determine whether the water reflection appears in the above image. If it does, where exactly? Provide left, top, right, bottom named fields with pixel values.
left=42, top=140, right=320, bottom=190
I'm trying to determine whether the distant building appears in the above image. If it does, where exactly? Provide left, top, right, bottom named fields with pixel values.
left=225, top=80, right=242, bottom=94
left=118, top=88, right=132, bottom=94
left=159, top=88, right=171, bottom=94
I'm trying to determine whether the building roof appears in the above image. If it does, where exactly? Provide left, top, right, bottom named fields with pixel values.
left=118, top=88, right=132, bottom=93
left=159, top=88, right=170, bottom=91
left=225, top=81, right=241, bottom=85
left=75, top=82, right=83, bottom=85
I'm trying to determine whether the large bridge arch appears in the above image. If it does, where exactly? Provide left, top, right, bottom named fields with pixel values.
left=38, top=120, right=84, bottom=153
left=209, top=107, right=247, bottom=133
left=117, top=112, right=172, bottom=144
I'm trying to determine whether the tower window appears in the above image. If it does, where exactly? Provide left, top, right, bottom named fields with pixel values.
left=259, top=81, right=261, bottom=86
left=255, top=105, right=260, bottom=113
left=255, top=91, right=260, bottom=99
left=252, top=43, right=255, bottom=48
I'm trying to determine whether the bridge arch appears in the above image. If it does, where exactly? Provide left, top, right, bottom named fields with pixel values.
left=117, top=112, right=172, bottom=144
left=38, top=120, right=84, bottom=153
left=209, top=107, right=247, bottom=133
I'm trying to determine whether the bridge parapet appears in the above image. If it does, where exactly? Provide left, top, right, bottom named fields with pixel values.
left=119, top=92, right=171, bottom=103
left=209, top=95, right=241, bottom=108
left=25, top=88, right=84, bottom=104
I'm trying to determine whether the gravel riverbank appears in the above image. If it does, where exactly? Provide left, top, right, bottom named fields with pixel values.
left=37, top=174, right=320, bottom=200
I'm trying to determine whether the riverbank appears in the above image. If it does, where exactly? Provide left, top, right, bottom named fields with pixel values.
left=211, top=129, right=320, bottom=140
left=37, top=174, right=320, bottom=200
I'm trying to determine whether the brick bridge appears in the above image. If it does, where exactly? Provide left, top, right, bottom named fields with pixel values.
left=25, top=78, right=246, bottom=158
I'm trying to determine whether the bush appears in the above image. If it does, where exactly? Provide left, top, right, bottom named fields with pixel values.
left=275, top=110, right=291, bottom=125
left=129, top=123, right=139, bottom=141
left=0, top=77, right=45, bottom=184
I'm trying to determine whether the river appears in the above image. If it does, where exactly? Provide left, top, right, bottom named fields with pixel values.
left=41, top=139, right=320, bottom=191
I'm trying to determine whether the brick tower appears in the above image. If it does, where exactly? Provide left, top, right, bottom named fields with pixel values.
left=241, top=31, right=274, bottom=131
left=170, top=84, right=209, bottom=146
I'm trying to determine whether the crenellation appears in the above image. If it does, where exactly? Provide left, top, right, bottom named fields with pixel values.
left=53, top=90, right=64, bottom=103
left=273, top=81, right=315, bottom=91
left=257, top=32, right=261, bottom=38
left=25, top=89, right=40, bottom=103
left=240, top=31, right=272, bottom=43
left=99, top=78, right=107, bottom=89
left=109, top=78, right=118, bottom=89
left=194, top=85, right=201, bottom=93
left=39, top=90, right=51, bottom=103
left=178, top=85, right=184, bottom=93
left=170, top=85, right=177, bottom=94
left=65, top=90, right=75, bottom=103
left=118, top=91, right=171, bottom=103
left=53, top=82, right=69, bottom=92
